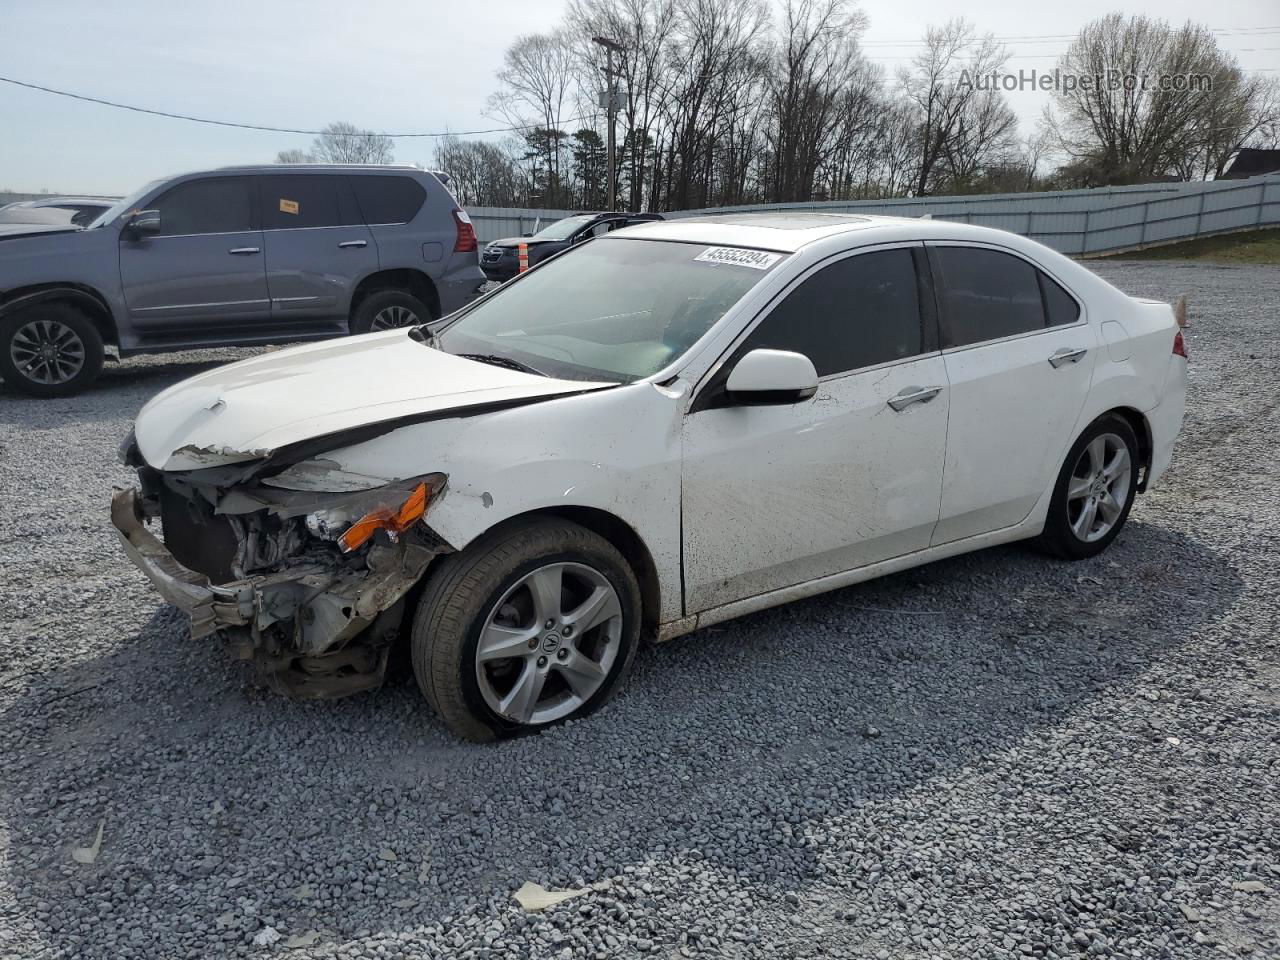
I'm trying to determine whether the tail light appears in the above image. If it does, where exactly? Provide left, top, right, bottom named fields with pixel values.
left=1172, top=330, right=1188, bottom=359
left=452, top=209, right=477, bottom=253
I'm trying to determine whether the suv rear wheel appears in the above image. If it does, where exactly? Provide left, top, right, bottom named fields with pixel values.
left=349, top=289, right=434, bottom=334
left=0, top=303, right=105, bottom=397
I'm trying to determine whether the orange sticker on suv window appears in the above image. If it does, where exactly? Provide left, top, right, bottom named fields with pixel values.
left=279, top=198, right=299, bottom=215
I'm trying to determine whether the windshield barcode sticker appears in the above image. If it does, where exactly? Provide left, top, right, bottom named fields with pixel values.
left=694, top=247, right=782, bottom=270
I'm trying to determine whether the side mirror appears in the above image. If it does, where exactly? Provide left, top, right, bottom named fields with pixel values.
left=521, top=232, right=533, bottom=238
left=724, top=349, right=818, bottom=405
left=125, top=209, right=161, bottom=238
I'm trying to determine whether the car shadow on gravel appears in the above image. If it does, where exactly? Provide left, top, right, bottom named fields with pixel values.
left=0, top=517, right=1244, bottom=955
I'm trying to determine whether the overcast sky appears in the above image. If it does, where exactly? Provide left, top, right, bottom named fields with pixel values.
left=1, top=0, right=1276, bottom=195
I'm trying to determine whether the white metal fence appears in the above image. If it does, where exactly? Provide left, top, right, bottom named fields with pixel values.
left=10, top=176, right=1276, bottom=255
left=468, top=207, right=580, bottom=244
left=469, top=172, right=1280, bottom=256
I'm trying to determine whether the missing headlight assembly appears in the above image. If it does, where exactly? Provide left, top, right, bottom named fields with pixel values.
left=112, top=444, right=450, bottom=699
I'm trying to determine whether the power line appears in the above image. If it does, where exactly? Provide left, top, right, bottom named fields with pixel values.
left=864, top=48, right=1280, bottom=61
left=862, top=33, right=1280, bottom=49
left=859, top=25, right=1280, bottom=46
left=2, top=30, right=1276, bottom=141
left=0, top=75, right=593, bottom=138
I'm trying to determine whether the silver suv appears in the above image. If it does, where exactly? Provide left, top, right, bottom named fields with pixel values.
left=0, top=165, right=486, bottom=396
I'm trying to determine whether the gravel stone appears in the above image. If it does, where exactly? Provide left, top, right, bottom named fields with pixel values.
left=1, top=261, right=1278, bottom=958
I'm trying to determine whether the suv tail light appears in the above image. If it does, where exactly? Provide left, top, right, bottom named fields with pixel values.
left=1172, top=330, right=1188, bottom=359
left=452, top=209, right=477, bottom=253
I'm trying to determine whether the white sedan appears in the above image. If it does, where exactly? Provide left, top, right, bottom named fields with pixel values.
left=113, top=213, right=1187, bottom=740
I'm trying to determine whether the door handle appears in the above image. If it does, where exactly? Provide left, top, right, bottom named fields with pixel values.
left=887, top=386, right=942, bottom=412
left=228, top=247, right=260, bottom=255
left=337, top=240, right=368, bottom=249
left=1048, top=346, right=1087, bottom=368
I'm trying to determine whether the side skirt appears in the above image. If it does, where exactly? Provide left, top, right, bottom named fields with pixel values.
left=655, top=517, right=1043, bottom=644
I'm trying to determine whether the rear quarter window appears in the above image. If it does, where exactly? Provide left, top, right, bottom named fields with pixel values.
left=351, top=176, right=427, bottom=224
left=1040, top=273, right=1081, bottom=326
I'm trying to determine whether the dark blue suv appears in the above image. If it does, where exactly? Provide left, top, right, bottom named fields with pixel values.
left=0, top=165, right=486, bottom=396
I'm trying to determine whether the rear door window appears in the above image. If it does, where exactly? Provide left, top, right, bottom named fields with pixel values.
left=932, top=246, right=1048, bottom=347
left=149, top=177, right=255, bottom=236
left=351, top=175, right=427, bottom=224
left=259, top=175, right=359, bottom=229
left=740, top=248, right=928, bottom=377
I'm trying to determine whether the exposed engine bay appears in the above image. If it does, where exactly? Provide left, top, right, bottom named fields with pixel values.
left=113, top=438, right=450, bottom=699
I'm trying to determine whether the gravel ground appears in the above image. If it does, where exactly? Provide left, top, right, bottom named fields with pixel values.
left=1, top=260, right=1277, bottom=960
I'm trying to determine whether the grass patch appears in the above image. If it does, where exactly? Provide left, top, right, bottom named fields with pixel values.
left=1105, top=228, right=1280, bottom=265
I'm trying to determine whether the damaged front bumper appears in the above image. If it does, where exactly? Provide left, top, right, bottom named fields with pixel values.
left=110, top=487, right=446, bottom=698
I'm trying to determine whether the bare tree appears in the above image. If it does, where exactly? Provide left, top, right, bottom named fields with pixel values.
left=463, top=5, right=1273, bottom=207
left=275, top=148, right=312, bottom=164
left=873, top=99, right=924, bottom=197
left=433, top=136, right=526, bottom=206
left=941, top=86, right=1019, bottom=189
left=901, top=19, right=1010, bottom=195
left=764, top=0, right=869, bottom=202
left=276, top=123, right=395, bottom=165
left=1045, top=14, right=1271, bottom=184
left=311, top=122, right=395, bottom=164
left=656, top=0, right=770, bottom=209
left=1188, top=73, right=1280, bottom=179
left=569, top=0, right=680, bottom=210
left=488, top=31, right=578, bottom=204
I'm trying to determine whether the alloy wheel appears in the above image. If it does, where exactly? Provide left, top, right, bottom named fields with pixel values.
left=9, top=319, right=86, bottom=385
left=475, top=561, right=623, bottom=726
left=370, top=305, right=419, bottom=330
left=1066, top=432, right=1132, bottom=543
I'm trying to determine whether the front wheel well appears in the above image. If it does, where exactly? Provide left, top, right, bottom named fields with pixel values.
left=440, top=507, right=662, bottom=642
left=350, top=269, right=439, bottom=321
left=0, top=284, right=117, bottom=348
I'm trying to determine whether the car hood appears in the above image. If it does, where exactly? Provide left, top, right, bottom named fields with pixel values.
left=486, top=236, right=563, bottom=250
left=134, top=330, right=616, bottom=471
left=0, top=223, right=84, bottom=239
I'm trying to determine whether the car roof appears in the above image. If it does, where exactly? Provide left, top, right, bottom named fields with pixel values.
left=562, top=211, right=662, bottom=221
left=11, top=196, right=117, bottom=207
left=613, top=212, right=1041, bottom=254
left=211, top=164, right=426, bottom=174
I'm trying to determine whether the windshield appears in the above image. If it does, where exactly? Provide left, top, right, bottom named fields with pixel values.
left=531, top=215, right=595, bottom=241
left=88, top=179, right=163, bottom=228
left=436, top=238, right=784, bottom=383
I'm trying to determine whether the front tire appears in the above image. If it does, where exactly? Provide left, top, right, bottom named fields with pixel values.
left=410, top=518, right=641, bottom=741
left=1037, top=414, right=1140, bottom=560
left=349, top=289, right=434, bottom=334
left=0, top=303, right=104, bottom=397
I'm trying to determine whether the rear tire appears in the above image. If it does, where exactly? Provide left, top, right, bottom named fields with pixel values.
left=1037, top=413, right=1140, bottom=560
left=349, top=289, right=434, bottom=335
left=410, top=518, right=641, bottom=742
left=0, top=303, right=104, bottom=397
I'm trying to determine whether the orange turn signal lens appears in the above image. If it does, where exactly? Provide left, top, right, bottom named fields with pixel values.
left=337, top=482, right=430, bottom=553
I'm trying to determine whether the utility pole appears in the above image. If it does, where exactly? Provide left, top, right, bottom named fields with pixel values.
left=592, top=35, right=624, bottom=212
